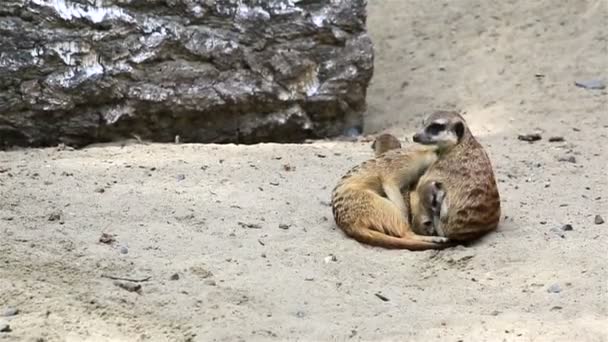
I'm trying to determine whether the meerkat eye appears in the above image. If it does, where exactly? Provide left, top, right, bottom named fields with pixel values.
left=423, top=220, right=432, bottom=227
left=426, top=122, right=445, bottom=135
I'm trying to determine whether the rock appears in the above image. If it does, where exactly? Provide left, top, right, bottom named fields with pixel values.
left=518, top=133, right=542, bottom=142
left=595, top=215, right=605, bottom=225
left=170, top=273, right=180, bottom=281
left=119, top=246, right=129, bottom=254
left=47, top=212, right=61, bottom=222
left=0, top=323, right=10, bottom=333
left=324, top=254, right=338, bottom=263
left=0, top=0, right=373, bottom=148
left=548, top=136, right=565, bottom=142
left=278, top=223, right=290, bottom=230
left=547, top=283, right=562, bottom=293
left=561, top=224, right=573, bottom=231
left=574, top=79, right=606, bottom=90
left=113, top=281, right=141, bottom=293
left=0, top=308, right=18, bottom=317
left=558, top=155, right=577, bottom=163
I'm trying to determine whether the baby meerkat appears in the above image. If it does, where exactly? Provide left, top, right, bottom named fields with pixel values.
left=411, top=110, right=501, bottom=241
left=371, top=133, right=402, bottom=157
left=409, top=181, right=446, bottom=236
left=331, top=139, right=456, bottom=250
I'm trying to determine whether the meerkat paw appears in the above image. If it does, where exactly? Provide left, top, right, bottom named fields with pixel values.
left=417, top=235, right=450, bottom=244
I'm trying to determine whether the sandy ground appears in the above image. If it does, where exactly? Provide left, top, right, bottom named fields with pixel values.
left=1, top=0, right=608, bottom=341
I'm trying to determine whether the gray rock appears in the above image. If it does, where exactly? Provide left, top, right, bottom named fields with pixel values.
left=0, top=308, right=18, bottom=317
left=595, top=215, right=605, bottom=225
left=0, top=0, right=373, bottom=148
left=547, top=283, right=562, bottom=293
left=0, top=323, right=10, bottom=332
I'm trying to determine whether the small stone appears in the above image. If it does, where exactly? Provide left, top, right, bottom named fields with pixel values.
left=594, top=215, right=604, bottom=225
left=324, top=254, right=338, bottom=263
left=574, top=79, right=606, bottom=90
left=295, top=311, right=306, bottom=318
left=278, top=224, right=290, bottom=230
left=558, top=155, right=576, bottom=163
left=548, top=136, right=565, bottom=142
left=561, top=224, right=574, bottom=231
left=550, top=228, right=565, bottom=238
left=204, top=279, right=216, bottom=286
left=48, top=212, right=61, bottom=221
left=374, top=293, right=390, bottom=302
left=120, top=246, right=129, bottom=254
left=547, top=283, right=562, bottom=293
left=94, top=187, right=105, bottom=193
left=113, top=281, right=141, bottom=293
left=490, top=310, right=501, bottom=316
left=176, top=174, right=186, bottom=181
left=316, top=153, right=327, bottom=158
left=0, top=323, right=10, bottom=332
left=550, top=306, right=563, bottom=311
left=170, top=273, right=180, bottom=281
left=99, top=233, right=116, bottom=244
left=269, top=181, right=279, bottom=186
left=518, top=133, right=542, bottom=142
left=1, top=308, right=18, bottom=317
left=282, top=164, right=295, bottom=171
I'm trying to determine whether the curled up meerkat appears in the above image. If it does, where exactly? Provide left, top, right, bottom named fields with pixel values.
left=371, top=133, right=446, bottom=237
left=331, top=134, right=460, bottom=250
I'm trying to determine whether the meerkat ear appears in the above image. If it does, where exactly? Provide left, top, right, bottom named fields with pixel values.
left=454, top=122, right=465, bottom=140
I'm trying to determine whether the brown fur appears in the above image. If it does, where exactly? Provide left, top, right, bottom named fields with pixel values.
left=331, top=142, right=452, bottom=250
left=411, top=111, right=501, bottom=241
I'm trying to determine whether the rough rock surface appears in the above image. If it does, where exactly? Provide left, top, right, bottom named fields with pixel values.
left=0, top=0, right=373, bottom=148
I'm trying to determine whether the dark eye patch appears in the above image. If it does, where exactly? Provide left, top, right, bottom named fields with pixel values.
left=426, top=122, right=445, bottom=135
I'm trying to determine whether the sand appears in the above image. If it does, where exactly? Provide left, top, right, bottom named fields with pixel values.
left=1, top=0, right=607, bottom=341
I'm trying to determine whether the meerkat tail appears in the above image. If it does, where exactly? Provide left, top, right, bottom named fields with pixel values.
left=346, top=228, right=452, bottom=250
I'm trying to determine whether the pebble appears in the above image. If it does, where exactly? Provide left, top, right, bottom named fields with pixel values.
left=595, top=215, right=605, bottom=225
left=1, top=308, right=18, bottom=317
left=113, top=281, right=141, bottom=293
left=324, top=254, right=338, bottom=263
left=94, top=187, right=105, bottom=193
left=574, top=79, right=606, bottom=90
left=176, top=174, right=186, bottom=181
left=170, top=273, right=180, bottom=281
left=120, top=246, right=129, bottom=254
left=547, top=283, right=562, bottom=293
left=0, top=323, right=10, bottom=332
left=375, top=293, right=390, bottom=302
left=204, top=279, right=217, bottom=286
left=558, top=155, right=576, bottom=163
left=517, top=133, right=542, bottom=142
left=548, top=136, right=565, bottom=142
left=48, top=212, right=61, bottom=221
left=278, top=224, right=290, bottom=230
left=550, top=228, right=565, bottom=238
left=561, top=224, right=574, bottom=231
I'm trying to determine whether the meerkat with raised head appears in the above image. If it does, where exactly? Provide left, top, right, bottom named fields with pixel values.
left=410, top=110, right=501, bottom=241
left=331, top=138, right=456, bottom=250
left=371, top=134, right=446, bottom=237
left=371, top=133, right=402, bottom=157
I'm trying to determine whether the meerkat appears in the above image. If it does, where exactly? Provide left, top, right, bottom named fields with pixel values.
left=409, top=180, right=446, bottom=236
left=331, top=139, right=457, bottom=250
left=371, top=133, right=402, bottom=157
left=410, top=110, right=501, bottom=241
left=371, top=134, right=445, bottom=237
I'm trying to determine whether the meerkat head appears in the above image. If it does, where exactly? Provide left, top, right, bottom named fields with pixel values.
left=412, top=111, right=469, bottom=149
left=412, top=181, right=445, bottom=235
left=371, top=133, right=402, bottom=156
